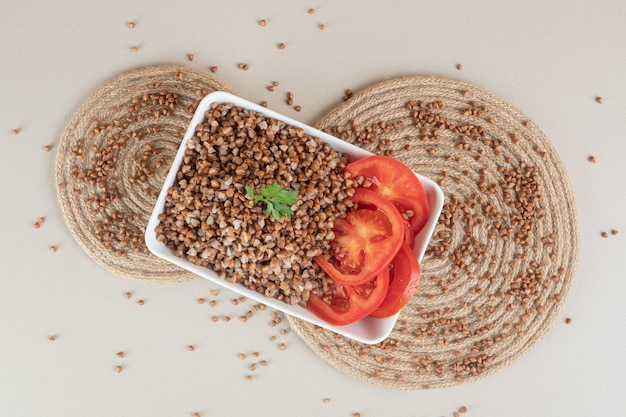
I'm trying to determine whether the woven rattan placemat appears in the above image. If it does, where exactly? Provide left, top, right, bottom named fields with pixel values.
left=287, top=76, right=579, bottom=389
left=56, top=67, right=579, bottom=388
left=55, top=65, right=232, bottom=283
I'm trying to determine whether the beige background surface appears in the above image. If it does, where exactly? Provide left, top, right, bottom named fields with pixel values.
left=1, top=1, right=625, bottom=416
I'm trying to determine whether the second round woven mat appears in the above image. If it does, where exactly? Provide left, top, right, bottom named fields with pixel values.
left=287, top=76, right=579, bottom=389
left=55, top=65, right=233, bottom=283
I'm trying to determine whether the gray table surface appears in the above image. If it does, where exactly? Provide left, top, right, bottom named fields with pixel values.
left=1, top=1, right=625, bottom=416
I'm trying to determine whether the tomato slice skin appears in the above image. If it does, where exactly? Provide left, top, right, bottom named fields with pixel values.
left=306, top=267, right=389, bottom=326
left=369, top=242, right=421, bottom=319
left=345, top=155, right=430, bottom=235
left=314, top=188, right=404, bottom=286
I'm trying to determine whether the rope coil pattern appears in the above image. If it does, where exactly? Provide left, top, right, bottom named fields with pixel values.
left=55, top=65, right=232, bottom=283
left=287, top=76, right=579, bottom=389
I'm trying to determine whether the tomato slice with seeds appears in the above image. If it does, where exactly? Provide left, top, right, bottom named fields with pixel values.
left=369, top=242, right=421, bottom=319
left=345, top=155, right=430, bottom=235
left=331, top=209, right=391, bottom=272
left=306, top=267, right=389, bottom=326
left=314, top=188, right=404, bottom=286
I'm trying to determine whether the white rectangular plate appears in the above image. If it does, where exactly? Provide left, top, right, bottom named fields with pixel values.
left=145, top=91, right=444, bottom=344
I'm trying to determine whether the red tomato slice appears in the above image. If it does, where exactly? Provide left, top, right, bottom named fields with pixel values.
left=306, top=267, right=389, bottom=326
left=314, top=188, right=404, bottom=286
left=402, top=219, right=415, bottom=248
left=345, top=155, right=430, bottom=235
left=369, top=242, right=421, bottom=318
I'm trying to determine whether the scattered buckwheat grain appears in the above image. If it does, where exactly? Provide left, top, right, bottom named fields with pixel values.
left=128, top=21, right=136, bottom=29
left=188, top=54, right=195, bottom=61
left=595, top=96, right=603, bottom=104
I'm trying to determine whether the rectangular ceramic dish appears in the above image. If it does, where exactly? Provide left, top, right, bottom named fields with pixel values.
left=145, top=91, right=444, bottom=344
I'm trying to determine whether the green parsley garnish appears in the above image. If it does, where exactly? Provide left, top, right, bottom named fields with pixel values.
left=245, top=182, right=299, bottom=220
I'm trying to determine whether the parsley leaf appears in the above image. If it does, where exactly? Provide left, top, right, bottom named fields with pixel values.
left=245, top=182, right=298, bottom=220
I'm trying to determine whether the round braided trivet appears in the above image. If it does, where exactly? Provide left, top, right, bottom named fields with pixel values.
left=287, top=76, right=579, bottom=389
left=55, top=65, right=233, bottom=283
